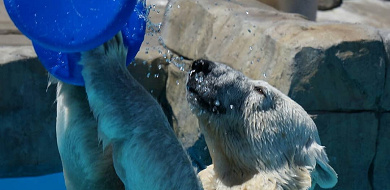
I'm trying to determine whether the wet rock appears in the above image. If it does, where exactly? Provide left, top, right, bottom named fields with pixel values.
left=165, top=60, right=201, bottom=148
left=0, top=47, right=62, bottom=177
left=162, top=0, right=387, bottom=111
left=256, top=0, right=318, bottom=21
left=318, top=0, right=342, bottom=10
left=379, top=30, right=390, bottom=110
left=373, top=113, right=390, bottom=190
left=317, top=0, right=390, bottom=29
left=311, top=113, right=377, bottom=190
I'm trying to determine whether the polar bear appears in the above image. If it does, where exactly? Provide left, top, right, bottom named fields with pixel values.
left=186, top=60, right=337, bottom=190
left=55, top=34, right=202, bottom=190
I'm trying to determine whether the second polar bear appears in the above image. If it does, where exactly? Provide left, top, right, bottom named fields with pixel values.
left=186, top=60, right=337, bottom=190
left=56, top=34, right=202, bottom=190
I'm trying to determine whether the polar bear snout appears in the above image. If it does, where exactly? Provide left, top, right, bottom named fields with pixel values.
left=190, top=59, right=214, bottom=76
left=187, top=59, right=228, bottom=115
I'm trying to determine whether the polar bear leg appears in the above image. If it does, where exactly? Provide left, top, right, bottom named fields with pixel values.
left=79, top=33, right=202, bottom=190
left=56, top=82, right=124, bottom=190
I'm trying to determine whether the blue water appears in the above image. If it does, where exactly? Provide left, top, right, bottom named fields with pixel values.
left=0, top=172, right=66, bottom=190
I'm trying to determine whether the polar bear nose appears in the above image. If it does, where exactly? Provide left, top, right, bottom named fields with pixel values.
left=191, top=59, right=213, bottom=76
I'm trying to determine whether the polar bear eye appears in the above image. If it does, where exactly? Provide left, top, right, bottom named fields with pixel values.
left=254, top=86, right=265, bottom=96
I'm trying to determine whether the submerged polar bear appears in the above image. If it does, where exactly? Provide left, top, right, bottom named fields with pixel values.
left=186, top=60, right=337, bottom=190
left=55, top=34, right=202, bottom=190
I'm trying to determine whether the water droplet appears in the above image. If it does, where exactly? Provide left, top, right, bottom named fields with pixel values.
left=146, top=73, right=151, bottom=78
left=154, top=74, right=159, bottom=78
left=214, top=100, right=220, bottom=106
left=230, top=105, right=234, bottom=109
left=263, top=73, right=267, bottom=78
left=248, top=29, right=251, bottom=33
left=177, top=5, right=180, bottom=8
left=176, top=80, right=180, bottom=85
left=158, top=64, right=162, bottom=70
left=195, top=74, right=204, bottom=83
left=249, top=46, right=253, bottom=51
left=246, top=11, right=249, bottom=14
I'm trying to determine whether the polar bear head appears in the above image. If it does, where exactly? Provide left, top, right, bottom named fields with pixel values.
left=186, top=59, right=337, bottom=189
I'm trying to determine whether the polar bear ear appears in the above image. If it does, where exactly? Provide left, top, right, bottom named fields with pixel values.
left=312, top=159, right=338, bottom=189
left=310, top=147, right=338, bottom=189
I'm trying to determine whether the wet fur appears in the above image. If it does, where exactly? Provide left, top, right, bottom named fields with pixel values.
left=56, top=34, right=202, bottom=190
left=187, top=60, right=337, bottom=190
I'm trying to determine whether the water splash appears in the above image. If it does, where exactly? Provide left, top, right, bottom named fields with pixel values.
left=214, top=100, right=220, bottom=106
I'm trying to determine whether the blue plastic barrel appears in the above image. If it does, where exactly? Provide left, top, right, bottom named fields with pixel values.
left=4, top=0, right=147, bottom=86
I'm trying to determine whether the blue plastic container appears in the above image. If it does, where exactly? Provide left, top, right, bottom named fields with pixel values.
left=4, top=0, right=147, bottom=86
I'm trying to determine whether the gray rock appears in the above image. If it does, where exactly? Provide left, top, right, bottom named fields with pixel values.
left=373, top=113, right=390, bottom=190
left=318, top=0, right=342, bottom=10
left=256, top=0, right=318, bottom=21
left=379, top=30, right=390, bottom=110
left=0, top=52, right=62, bottom=177
left=311, top=113, right=377, bottom=190
left=162, top=0, right=387, bottom=112
left=165, top=60, right=201, bottom=148
left=317, top=0, right=390, bottom=29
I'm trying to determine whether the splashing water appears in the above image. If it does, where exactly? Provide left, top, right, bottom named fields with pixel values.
left=138, top=2, right=193, bottom=76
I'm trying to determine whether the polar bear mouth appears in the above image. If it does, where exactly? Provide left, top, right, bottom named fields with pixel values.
left=187, top=60, right=226, bottom=114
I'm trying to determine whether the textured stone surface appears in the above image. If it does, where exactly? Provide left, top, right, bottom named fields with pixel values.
left=0, top=46, right=35, bottom=64
left=311, top=113, right=377, bottom=190
left=0, top=52, right=61, bottom=177
left=373, top=113, right=390, bottom=190
left=289, top=40, right=386, bottom=111
left=317, top=0, right=390, bottom=29
left=318, top=0, right=342, bottom=10
left=0, top=1, right=31, bottom=46
left=162, top=0, right=387, bottom=112
left=380, top=30, right=390, bottom=110
left=165, top=61, right=201, bottom=148
left=256, top=0, right=318, bottom=21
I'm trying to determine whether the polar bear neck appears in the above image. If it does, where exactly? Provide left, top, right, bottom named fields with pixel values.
left=199, top=120, right=258, bottom=186
left=197, top=96, right=317, bottom=188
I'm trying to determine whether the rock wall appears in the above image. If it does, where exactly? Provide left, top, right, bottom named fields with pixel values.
left=0, top=48, right=61, bottom=177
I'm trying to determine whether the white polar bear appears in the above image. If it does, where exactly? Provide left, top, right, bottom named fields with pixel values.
left=55, top=34, right=203, bottom=190
left=186, top=60, right=337, bottom=190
